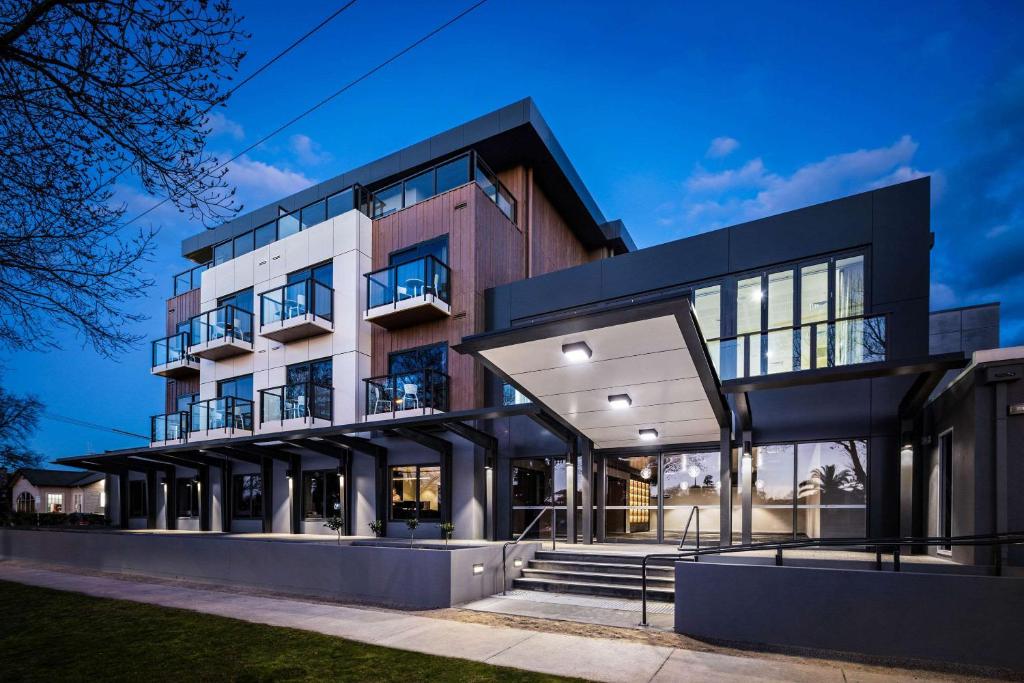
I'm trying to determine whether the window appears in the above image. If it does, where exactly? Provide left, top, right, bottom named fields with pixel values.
left=693, top=285, right=721, bottom=373
left=766, top=270, right=795, bottom=374
left=16, top=491, right=34, bottom=513
left=939, top=430, right=953, bottom=553
left=502, top=382, right=530, bottom=406
left=435, top=156, right=470, bottom=194
left=278, top=210, right=300, bottom=239
left=73, top=493, right=83, bottom=512
left=284, top=358, right=332, bottom=420
left=287, top=261, right=333, bottom=288
left=176, top=392, right=199, bottom=413
left=300, top=200, right=326, bottom=229
left=233, top=230, right=254, bottom=258
left=128, top=480, right=147, bottom=517
left=302, top=470, right=342, bottom=520
left=390, top=464, right=440, bottom=521
left=46, top=493, right=64, bottom=513
left=377, top=183, right=403, bottom=216
left=233, top=474, right=263, bottom=519
left=404, top=169, right=435, bottom=206
left=326, top=188, right=354, bottom=220
left=218, top=374, right=253, bottom=400
left=388, top=235, right=448, bottom=267
left=388, top=343, right=447, bottom=376
left=254, top=221, right=276, bottom=248
left=176, top=478, right=200, bottom=518
left=218, top=287, right=253, bottom=313
left=213, top=241, right=232, bottom=266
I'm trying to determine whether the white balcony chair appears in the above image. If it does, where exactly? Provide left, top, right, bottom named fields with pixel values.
left=371, top=385, right=392, bottom=414
left=401, top=383, right=420, bottom=409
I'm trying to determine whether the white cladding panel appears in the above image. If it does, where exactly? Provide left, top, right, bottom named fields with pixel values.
left=197, top=210, right=372, bottom=427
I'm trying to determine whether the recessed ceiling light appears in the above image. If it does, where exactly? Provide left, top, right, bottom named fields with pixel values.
left=561, top=341, right=592, bottom=363
left=607, top=394, right=632, bottom=410
left=639, top=428, right=658, bottom=441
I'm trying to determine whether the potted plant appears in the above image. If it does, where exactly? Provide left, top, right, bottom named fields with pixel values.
left=323, top=516, right=344, bottom=545
left=405, top=517, right=419, bottom=546
left=439, top=521, right=455, bottom=548
left=368, top=519, right=384, bottom=537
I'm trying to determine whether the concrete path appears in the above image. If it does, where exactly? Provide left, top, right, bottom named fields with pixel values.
left=0, top=562, right=943, bottom=683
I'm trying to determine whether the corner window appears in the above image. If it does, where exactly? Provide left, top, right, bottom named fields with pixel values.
left=232, top=474, right=262, bottom=519
left=128, top=480, right=147, bottom=518
left=254, top=221, right=276, bottom=249
left=300, top=200, right=326, bottom=229
left=390, top=464, right=440, bottom=521
left=176, top=478, right=200, bottom=518
left=213, top=241, right=232, bottom=266
left=233, top=230, right=254, bottom=257
left=302, top=470, right=342, bottom=520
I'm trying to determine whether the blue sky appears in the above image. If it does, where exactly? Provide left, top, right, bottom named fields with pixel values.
left=7, top=0, right=1023, bottom=460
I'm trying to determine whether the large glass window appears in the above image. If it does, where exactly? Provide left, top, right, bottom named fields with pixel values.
left=278, top=211, right=300, bottom=240
left=176, top=477, right=200, bottom=518
left=218, top=287, right=253, bottom=313
left=800, top=261, right=830, bottom=370
left=300, top=200, right=326, bottom=229
left=751, top=445, right=796, bottom=541
left=302, top=470, right=342, bottom=520
left=766, top=270, right=795, bottom=374
left=390, top=464, right=440, bottom=521
left=834, top=255, right=866, bottom=366
left=376, top=183, right=403, bottom=216
left=663, top=452, right=721, bottom=544
left=128, top=480, right=147, bottom=518
left=435, top=156, right=470, bottom=194
left=218, top=374, right=253, bottom=400
left=388, top=235, right=449, bottom=267
left=213, top=241, right=232, bottom=266
left=605, top=456, right=658, bottom=542
left=233, top=230, right=254, bottom=258
left=693, top=285, right=721, bottom=374
left=388, top=343, right=447, bottom=376
left=232, top=474, right=262, bottom=519
left=796, top=440, right=867, bottom=538
left=254, top=221, right=276, bottom=249
left=46, top=493, right=64, bottom=513
left=403, top=170, right=435, bottom=206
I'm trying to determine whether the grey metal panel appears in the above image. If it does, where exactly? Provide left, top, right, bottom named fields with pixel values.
left=929, top=331, right=963, bottom=355
left=507, top=260, right=605, bottom=322
left=428, top=126, right=465, bottom=159
left=929, top=310, right=962, bottom=335
left=598, top=230, right=730, bottom=301
left=961, top=303, right=1000, bottom=331
left=962, top=326, right=999, bottom=354
left=728, top=193, right=873, bottom=273
left=870, top=178, right=931, bottom=306
left=399, top=139, right=432, bottom=172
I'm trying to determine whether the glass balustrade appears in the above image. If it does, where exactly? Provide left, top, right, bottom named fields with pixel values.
left=364, top=369, right=450, bottom=417
left=189, top=396, right=254, bottom=433
left=259, top=381, right=333, bottom=425
left=364, top=255, right=451, bottom=312
left=151, top=332, right=195, bottom=368
left=260, top=279, right=333, bottom=327
left=150, top=411, right=190, bottom=442
left=188, top=305, right=254, bottom=346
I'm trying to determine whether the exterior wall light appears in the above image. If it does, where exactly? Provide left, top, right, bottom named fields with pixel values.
left=513, top=558, right=523, bottom=568
left=607, top=394, right=632, bottom=410
left=472, top=563, right=484, bottom=575
left=561, top=341, right=592, bottom=363
left=639, top=428, right=658, bottom=441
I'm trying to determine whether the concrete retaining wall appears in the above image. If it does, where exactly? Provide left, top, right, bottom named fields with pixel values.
left=0, top=529, right=537, bottom=609
left=675, top=561, right=1024, bottom=671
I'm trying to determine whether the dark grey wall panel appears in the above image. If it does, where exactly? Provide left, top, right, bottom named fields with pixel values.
left=598, top=229, right=730, bottom=301
left=744, top=382, right=872, bottom=444
left=507, top=260, right=604, bottom=322
left=870, top=178, right=931, bottom=307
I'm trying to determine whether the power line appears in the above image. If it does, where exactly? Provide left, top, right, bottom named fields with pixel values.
left=42, top=412, right=149, bottom=441
left=101, top=1, right=360, bottom=189
left=122, top=0, right=491, bottom=229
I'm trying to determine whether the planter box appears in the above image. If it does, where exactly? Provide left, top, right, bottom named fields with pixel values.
left=0, top=529, right=537, bottom=609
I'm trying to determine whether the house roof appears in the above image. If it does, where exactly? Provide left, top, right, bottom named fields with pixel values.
left=180, top=97, right=634, bottom=260
left=14, top=468, right=104, bottom=488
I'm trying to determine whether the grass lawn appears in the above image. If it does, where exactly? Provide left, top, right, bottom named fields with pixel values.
left=0, top=580, right=580, bottom=682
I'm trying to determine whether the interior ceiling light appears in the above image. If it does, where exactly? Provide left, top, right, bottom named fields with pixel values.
left=561, top=341, right=592, bottom=363
left=607, top=394, right=632, bottom=410
left=639, top=428, right=658, bottom=441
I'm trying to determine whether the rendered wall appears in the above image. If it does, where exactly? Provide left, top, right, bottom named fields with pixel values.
left=675, top=561, right=1024, bottom=671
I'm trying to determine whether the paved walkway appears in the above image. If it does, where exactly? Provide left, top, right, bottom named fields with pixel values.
left=0, top=562, right=944, bottom=682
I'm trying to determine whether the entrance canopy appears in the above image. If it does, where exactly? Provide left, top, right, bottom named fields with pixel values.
left=455, top=297, right=731, bottom=449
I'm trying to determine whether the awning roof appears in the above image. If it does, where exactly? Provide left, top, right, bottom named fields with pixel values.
left=455, top=296, right=730, bottom=450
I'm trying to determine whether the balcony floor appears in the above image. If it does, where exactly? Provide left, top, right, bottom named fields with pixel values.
left=150, top=358, right=200, bottom=379
left=260, top=315, right=333, bottom=343
left=364, top=296, right=450, bottom=330
left=189, top=337, right=253, bottom=360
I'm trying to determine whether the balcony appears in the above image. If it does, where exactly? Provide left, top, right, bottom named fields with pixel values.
left=151, top=332, right=200, bottom=378
left=259, top=279, right=333, bottom=343
left=259, top=381, right=333, bottom=432
left=364, top=256, right=451, bottom=329
left=151, top=411, right=189, bottom=446
left=189, top=396, right=254, bottom=440
left=187, top=305, right=254, bottom=360
left=710, top=314, right=888, bottom=380
left=363, top=369, right=449, bottom=422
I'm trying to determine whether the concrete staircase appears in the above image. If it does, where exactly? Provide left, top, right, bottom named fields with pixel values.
left=512, top=550, right=676, bottom=602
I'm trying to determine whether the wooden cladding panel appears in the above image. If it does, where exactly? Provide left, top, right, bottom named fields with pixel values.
left=164, top=288, right=201, bottom=412
left=528, top=180, right=593, bottom=277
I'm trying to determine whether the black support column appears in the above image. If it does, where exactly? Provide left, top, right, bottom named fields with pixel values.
left=596, top=456, right=607, bottom=543
left=261, top=456, right=274, bottom=533
left=719, top=426, right=731, bottom=546
left=220, top=459, right=232, bottom=533
left=145, top=470, right=158, bottom=529
left=198, top=464, right=211, bottom=531
left=163, top=466, right=177, bottom=530
left=289, top=452, right=301, bottom=534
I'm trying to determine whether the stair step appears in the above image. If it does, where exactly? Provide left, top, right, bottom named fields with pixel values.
left=512, top=576, right=675, bottom=602
left=534, top=551, right=678, bottom=566
left=521, top=568, right=674, bottom=588
left=527, top=559, right=674, bottom=577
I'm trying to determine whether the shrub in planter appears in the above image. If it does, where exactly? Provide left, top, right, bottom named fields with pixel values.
left=439, top=521, right=455, bottom=548
left=323, top=516, right=345, bottom=544
left=368, top=519, right=384, bottom=537
left=405, top=517, right=419, bottom=545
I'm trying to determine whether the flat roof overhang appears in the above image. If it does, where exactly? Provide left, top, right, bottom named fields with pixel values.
left=454, top=295, right=731, bottom=450
left=55, top=403, right=543, bottom=470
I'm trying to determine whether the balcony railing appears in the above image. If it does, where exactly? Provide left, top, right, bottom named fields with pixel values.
left=710, top=314, right=888, bottom=381
left=364, top=368, right=449, bottom=418
left=365, top=255, right=451, bottom=312
left=151, top=411, right=190, bottom=443
left=151, top=332, right=197, bottom=373
left=189, top=396, right=254, bottom=434
left=260, top=279, right=333, bottom=327
left=189, top=305, right=254, bottom=346
left=259, top=381, right=333, bottom=426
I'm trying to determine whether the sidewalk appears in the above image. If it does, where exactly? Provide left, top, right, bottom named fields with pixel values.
left=0, top=561, right=943, bottom=683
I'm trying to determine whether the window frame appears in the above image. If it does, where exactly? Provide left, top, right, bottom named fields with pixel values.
left=128, top=479, right=147, bottom=518
left=232, top=473, right=263, bottom=519
left=388, top=463, right=442, bottom=522
left=301, top=469, right=343, bottom=521
left=176, top=477, right=200, bottom=519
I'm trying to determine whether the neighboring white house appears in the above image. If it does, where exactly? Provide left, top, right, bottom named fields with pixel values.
left=10, top=469, right=105, bottom=514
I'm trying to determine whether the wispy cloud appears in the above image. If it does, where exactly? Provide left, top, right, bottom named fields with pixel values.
left=289, top=134, right=332, bottom=166
left=662, top=135, right=931, bottom=231
left=206, top=112, right=245, bottom=141
left=706, top=136, right=740, bottom=158
left=224, top=155, right=315, bottom=204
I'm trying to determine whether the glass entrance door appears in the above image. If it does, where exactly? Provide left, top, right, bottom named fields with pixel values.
left=605, top=456, right=659, bottom=543
left=510, top=457, right=570, bottom=540
left=662, top=452, right=722, bottom=547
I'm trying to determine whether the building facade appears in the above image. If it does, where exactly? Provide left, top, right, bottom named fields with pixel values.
left=10, top=469, right=105, bottom=515
left=59, top=99, right=1014, bottom=566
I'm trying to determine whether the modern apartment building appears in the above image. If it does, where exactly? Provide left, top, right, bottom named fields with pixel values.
left=59, top=99, right=1017, bottom=567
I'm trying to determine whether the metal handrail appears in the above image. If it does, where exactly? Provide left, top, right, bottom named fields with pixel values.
left=364, top=254, right=451, bottom=312
left=259, top=381, right=333, bottom=426
left=501, top=504, right=556, bottom=595
left=640, top=531, right=1024, bottom=626
left=259, top=278, right=334, bottom=327
left=677, top=506, right=700, bottom=552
